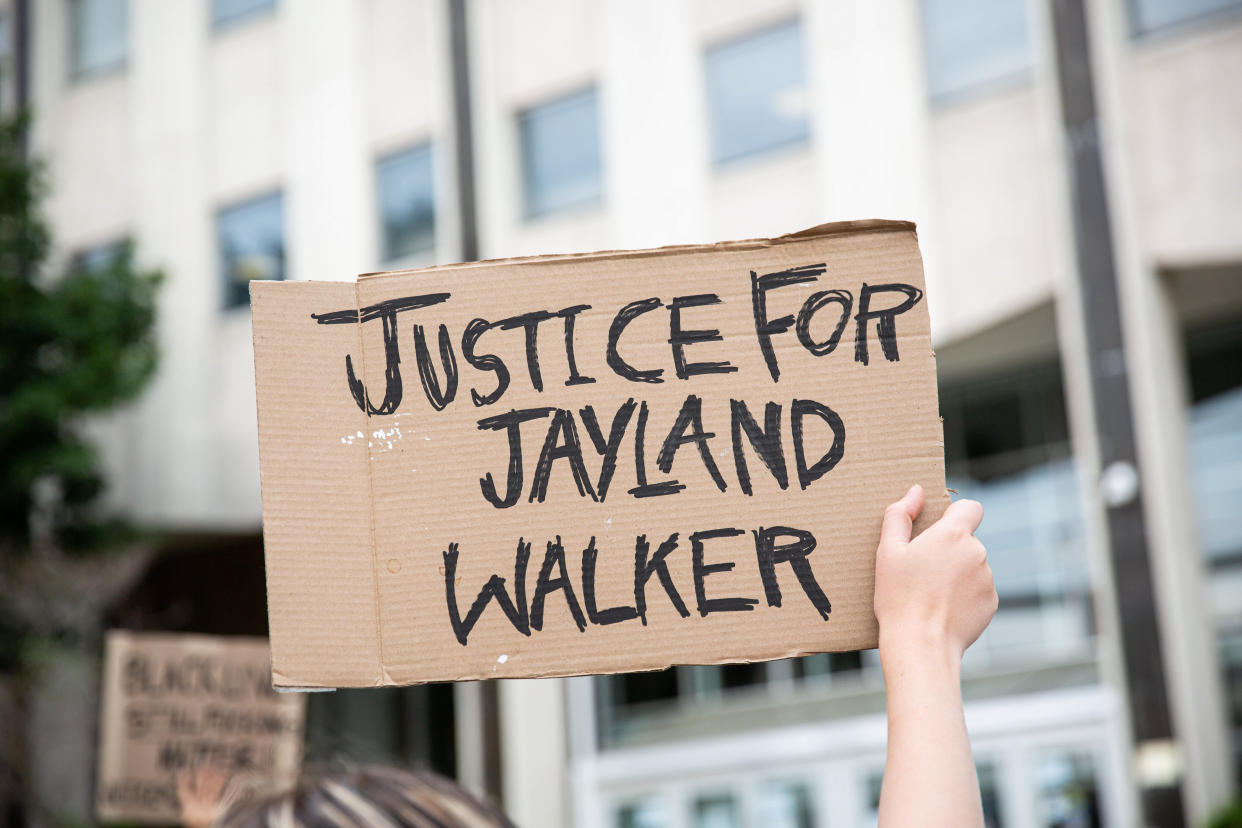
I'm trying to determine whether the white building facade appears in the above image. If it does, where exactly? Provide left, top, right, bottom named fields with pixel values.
left=16, top=0, right=1242, bottom=825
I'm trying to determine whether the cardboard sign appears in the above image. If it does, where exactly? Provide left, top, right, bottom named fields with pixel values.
left=251, top=219, right=947, bottom=689
left=95, top=631, right=305, bottom=824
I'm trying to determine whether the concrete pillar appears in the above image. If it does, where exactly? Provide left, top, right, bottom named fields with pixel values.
left=1032, top=0, right=1234, bottom=820
left=499, top=678, right=569, bottom=828
left=1085, top=0, right=1234, bottom=818
left=25, top=646, right=99, bottom=828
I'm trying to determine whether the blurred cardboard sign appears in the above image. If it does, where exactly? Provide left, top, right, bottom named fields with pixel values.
left=95, top=631, right=305, bottom=825
left=250, top=219, right=947, bottom=689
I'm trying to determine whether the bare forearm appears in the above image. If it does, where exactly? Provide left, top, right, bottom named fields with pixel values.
left=878, top=635, right=983, bottom=828
left=872, top=487, right=993, bottom=827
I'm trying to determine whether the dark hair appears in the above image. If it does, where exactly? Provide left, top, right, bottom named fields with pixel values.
left=215, top=765, right=517, bottom=828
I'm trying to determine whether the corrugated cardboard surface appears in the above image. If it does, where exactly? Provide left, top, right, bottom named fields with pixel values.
left=95, top=631, right=305, bottom=824
left=252, top=220, right=946, bottom=688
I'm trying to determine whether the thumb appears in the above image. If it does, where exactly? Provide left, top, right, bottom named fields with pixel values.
left=880, top=484, right=924, bottom=546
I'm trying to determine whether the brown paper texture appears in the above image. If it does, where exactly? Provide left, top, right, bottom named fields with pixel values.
left=251, top=219, right=947, bottom=688
left=95, top=631, right=306, bottom=824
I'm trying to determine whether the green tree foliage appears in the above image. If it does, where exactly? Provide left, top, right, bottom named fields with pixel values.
left=1208, top=800, right=1242, bottom=828
left=0, top=112, right=162, bottom=552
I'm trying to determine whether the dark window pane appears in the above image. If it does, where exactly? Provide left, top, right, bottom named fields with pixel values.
left=795, top=653, right=830, bottom=679
left=1188, top=340, right=1242, bottom=565
left=756, top=780, right=815, bottom=828
left=720, top=662, right=764, bottom=690
left=863, top=769, right=884, bottom=814
left=614, top=798, right=668, bottom=828
left=920, top=0, right=1030, bottom=101
left=1036, top=752, right=1102, bottom=828
left=70, top=0, right=127, bottom=78
left=832, top=650, right=863, bottom=673
left=1184, top=315, right=1242, bottom=785
left=213, top=0, right=276, bottom=28
left=218, top=192, right=284, bottom=310
left=1186, top=319, right=1242, bottom=405
left=705, top=19, right=809, bottom=165
left=520, top=88, right=602, bottom=217
left=615, top=668, right=679, bottom=707
left=960, top=392, right=1026, bottom=468
left=377, top=143, right=435, bottom=262
left=693, top=792, right=740, bottom=828
left=305, top=683, right=453, bottom=775
left=1129, top=0, right=1242, bottom=35
left=1221, top=628, right=1242, bottom=788
left=794, top=651, right=862, bottom=681
left=0, top=15, right=10, bottom=112
left=977, top=762, right=1006, bottom=828
left=71, top=239, right=126, bottom=272
left=941, top=361, right=1091, bottom=666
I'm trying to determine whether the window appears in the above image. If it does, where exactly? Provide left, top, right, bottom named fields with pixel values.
left=217, top=192, right=284, bottom=310
left=376, top=144, right=435, bottom=262
left=1035, top=752, right=1102, bottom=827
left=70, top=0, right=127, bottom=80
left=920, top=0, right=1031, bottom=102
left=794, top=650, right=862, bottom=681
left=612, top=668, right=679, bottom=708
left=212, top=0, right=276, bottom=29
left=940, top=361, right=1093, bottom=668
left=692, top=792, right=740, bottom=828
left=519, top=88, right=602, bottom=217
left=861, top=768, right=885, bottom=824
left=977, top=762, right=1006, bottom=828
left=600, top=657, right=845, bottom=749
left=1183, top=311, right=1242, bottom=785
left=1129, top=0, right=1242, bottom=35
left=614, top=797, right=669, bottom=828
left=1223, top=628, right=1242, bottom=789
left=0, top=15, right=11, bottom=112
left=705, top=19, right=809, bottom=165
left=305, top=684, right=457, bottom=777
left=70, top=239, right=126, bottom=273
left=717, top=663, right=764, bottom=690
left=755, top=781, right=815, bottom=828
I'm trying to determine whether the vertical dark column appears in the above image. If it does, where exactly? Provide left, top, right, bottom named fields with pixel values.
left=447, top=0, right=502, bottom=806
left=449, top=0, right=479, bottom=264
left=13, top=0, right=29, bottom=103
left=14, top=0, right=30, bottom=157
left=1047, top=1, right=1184, bottom=825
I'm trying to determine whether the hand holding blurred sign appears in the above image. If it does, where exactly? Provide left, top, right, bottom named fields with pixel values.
left=95, top=631, right=305, bottom=825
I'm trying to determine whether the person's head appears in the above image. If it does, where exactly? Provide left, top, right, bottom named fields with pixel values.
left=215, top=765, right=515, bottom=828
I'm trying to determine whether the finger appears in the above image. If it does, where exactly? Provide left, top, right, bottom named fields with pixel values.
left=880, top=484, right=924, bottom=545
left=942, top=498, right=984, bottom=534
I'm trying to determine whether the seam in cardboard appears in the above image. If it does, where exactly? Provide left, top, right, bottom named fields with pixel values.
left=354, top=280, right=388, bottom=686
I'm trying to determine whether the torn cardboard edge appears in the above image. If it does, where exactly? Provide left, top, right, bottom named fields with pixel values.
left=356, top=218, right=916, bottom=280
left=252, top=218, right=945, bottom=690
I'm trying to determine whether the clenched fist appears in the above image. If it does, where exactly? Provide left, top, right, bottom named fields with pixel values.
left=874, top=484, right=997, bottom=662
